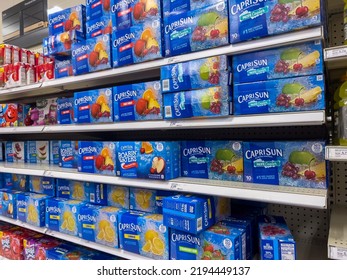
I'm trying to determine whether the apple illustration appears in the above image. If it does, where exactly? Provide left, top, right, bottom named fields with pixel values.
left=151, top=156, right=165, bottom=174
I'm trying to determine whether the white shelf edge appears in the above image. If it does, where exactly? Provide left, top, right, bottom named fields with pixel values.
left=0, top=216, right=150, bottom=260
left=324, top=45, right=347, bottom=69
left=0, top=163, right=328, bottom=209
left=0, top=27, right=323, bottom=100
left=0, top=256, right=9, bottom=260
left=0, top=111, right=326, bottom=134
left=328, top=206, right=347, bottom=260
left=325, top=146, right=347, bottom=161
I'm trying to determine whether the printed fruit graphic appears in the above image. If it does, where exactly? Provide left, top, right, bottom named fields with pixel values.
left=136, top=98, right=148, bottom=115
left=89, top=41, right=109, bottom=67
left=103, top=0, right=110, bottom=11
left=200, top=64, right=210, bottom=81
left=288, top=51, right=320, bottom=71
left=89, top=51, right=99, bottom=67
left=299, top=161, right=326, bottom=179
left=111, top=187, right=127, bottom=206
left=97, top=219, right=115, bottom=243
left=27, top=204, right=39, bottom=224
left=262, top=225, right=286, bottom=236
left=133, top=2, right=145, bottom=20
left=72, top=182, right=84, bottom=200
left=134, top=28, right=159, bottom=57
left=201, top=88, right=222, bottom=114
left=151, top=156, right=165, bottom=174
left=146, top=37, right=159, bottom=51
left=282, top=83, right=305, bottom=95
left=142, top=0, right=159, bottom=15
left=143, top=89, right=155, bottom=101
left=141, top=28, right=153, bottom=41
left=211, top=149, right=243, bottom=176
left=198, top=12, right=219, bottom=27
left=95, top=147, right=114, bottom=171
left=91, top=103, right=101, bottom=118
left=141, top=142, right=153, bottom=154
left=135, top=190, right=152, bottom=210
left=136, top=89, right=160, bottom=116
left=104, top=20, right=113, bottom=34
left=65, top=19, right=73, bottom=31
left=289, top=151, right=316, bottom=166
left=95, top=155, right=105, bottom=170
left=134, top=39, right=147, bottom=57
left=61, top=211, right=76, bottom=232
left=142, top=228, right=165, bottom=256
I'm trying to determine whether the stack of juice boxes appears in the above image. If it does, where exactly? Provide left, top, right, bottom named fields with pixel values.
left=232, top=41, right=325, bottom=115
left=163, top=0, right=229, bottom=57
left=111, top=0, right=163, bottom=67
left=162, top=55, right=232, bottom=119
left=228, top=0, right=323, bottom=44
left=0, top=44, right=48, bottom=88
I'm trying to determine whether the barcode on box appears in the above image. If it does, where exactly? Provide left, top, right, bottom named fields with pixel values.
left=162, top=79, right=170, bottom=92
left=165, top=106, right=172, bottom=118
left=197, top=217, right=202, bottom=231
left=90, top=193, right=95, bottom=203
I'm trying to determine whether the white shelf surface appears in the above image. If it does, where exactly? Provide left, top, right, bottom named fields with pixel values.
left=324, top=45, right=347, bottom=69
left=0, top=256, right=9, bottom=260
left=325, top=146, right=347, bottom=161
left=0, top=163, right=328, bottom=209
left=0, top=27, right=323, bottom=101
left=0, top=111, right=326, bottom=134
left=328, top=206, right=347, bottom=260
left=0, top=216, right=150, bottom=260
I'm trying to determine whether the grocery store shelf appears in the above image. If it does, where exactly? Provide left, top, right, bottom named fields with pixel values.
left=0, top=27, right=323, bottom=102
left=324, top=45, right=347, bottom=69
left=0, top=216, right=150, bottom=260
left=328, top=0, right=343, bottom=13
left=0, top=111, right=326, bottom=134
left=325, top=146, right=347, bottom=161
left=0, top=256, right=9, bottom=260
left=328, top=205, right=347, bottom=260
left=0, top=163, right=328, bottom=209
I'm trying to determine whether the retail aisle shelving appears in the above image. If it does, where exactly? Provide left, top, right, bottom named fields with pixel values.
left=325, top=146, right=347, bottom=161
left=0, top=27, right=323, bottom=102
left=0, top=216, right=150, bottom=260
left=0, top=256, right=9, bottom=260
left=0, top=163, right=328, bottom=209
left=328, top=206, right=347, bottom=260
left=324, top=45, right=347, bottom=69
left=0, top=111, right=326, bottom=134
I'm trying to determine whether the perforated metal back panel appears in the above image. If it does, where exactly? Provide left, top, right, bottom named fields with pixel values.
left=332, top=162, right=347, bottom=206
left=329, top=12, right=344, bottom=47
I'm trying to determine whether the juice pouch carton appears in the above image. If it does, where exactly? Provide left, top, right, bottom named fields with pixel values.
left=118, top=210, right=145, bottom=254
left=45, top=243, right=76, bottom=260
left=43, top=30, right=84, bottom=56
left=48, top=5, right=86, bottom=37
left=199, top=224, right=241, bottom=260
left=56, top=179, right=71, bottom=198
left=74, top=88, right=113, bottom=123
left=29, top=98, right=58, bottom=126
left=164, top=1, right=229, bottom=57
left=219, top=216, right=253, bottom=260
left=162, top=194, right=216, bottom=234
left=57, top=97, right=74, bottom=124
left=161, top=55, right=231, bottom=94
left=228, top=0, right=322, bottom=44
left=11, top=46, right=20, bottom=63
left=36, top=62, right=55, bottom=82
left=78, top=203, right=101, bottom=241
left=50, top=140, right=60, bottom=165
left=3, top=63, right=26, bottom=88
left=1, top=189, right=21, bottom=219
left=72, top=34, right=112, bottom=75
left=258, top=215, right=296, bottom=260
left=95, top=206, right=122, bottom=248
left=86, top=15, right=113, bottom=39
left=180, top=140, right=243, bottom=181
left=233, top=75, right=325, bottom=115
left=0, top=104, right=19, bottom=127
left=25, top=63, right=36, bottom=85
left=107, top=185, right=129, bottom=209
left=45, top=197, right=67, bottom=231
left=16, top=192, right=28, bottom=223
left=163, top=86, right=231, bottom=119
left=243, top=141, right=327, bottom=188
left=170, top=229, right=202, bottom=260
left=70, top=181, right=108, bottom=205
left=12, top=173, right=29, bottom=191
left=115, top=141, right=180, bottom=180
left=29, top=176, right=56, bottom=196
left=25, top=193, right=50, bottom=227
left=87, top=0, right=112, bottom=21
left=23, top=236, right=61, bottom=260
left=78, top=141, right=116, bottom=174
left=0, top=44, right=12, bottom=65
left=54, top=56, right=73, bottom=79
left=232, top=41, right=324, bottom=83
left=59, top=140, right=78, bottom=168
left=26, top=141, right=50, bottom=164
left=130, top=188, right=175, bottom=213
left=112, top=21, right=163, bottom=68
left=113, top=80, right=162, bottom=122
left=163, top=0, right=222, bottom=15
left=5, top=141, right=27, bottom=163
left=59, top=199, right=86, bottom=236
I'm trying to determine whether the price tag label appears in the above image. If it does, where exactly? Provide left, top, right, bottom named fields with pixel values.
left=167, top=57, right=181, bottom=64
left=170, top=121, right=182, bottom=127
left=170, top=183, right=183, bottom=191
left=329, top=148, right=347, bottom=160
left=326, top=48, right=347, bottom=59
left=329, top=246, right=347, bottom=260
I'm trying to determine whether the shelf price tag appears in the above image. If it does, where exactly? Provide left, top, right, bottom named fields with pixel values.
left=326, top=47, right=347, bottom=59
left=169, top=121, right=182, bottom=127
left=170, top=183, right=183, bottom=191
left=329, top=246, right=347, bottom=260
left=167, top=57, right=181, bottom=64
left=328, top=148, right=347, bottom=160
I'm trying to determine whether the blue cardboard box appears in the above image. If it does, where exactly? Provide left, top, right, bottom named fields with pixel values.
left=5, top=141, right=27, bottom=163
left=113, top=81, right=162, bottom=122
left=59, top=141, right=78, bottom=168
left=170, top=229, right=202, bottom=260
left=48, top=5, right=86, bottom=37
left=161, top=55, right=231, bottom=94
left=243, top=141, right=327, bottom=188
left=74, top=88, right=113, bottom=123
left=232, top=41, right=324, bottom=83
left=26, top=141, right=49, bottom=164
left=86, top=15, right=112, bottom=39
left=50, top=140, right=60, bottom=165
left=26, top=193, right=51, bottom=227
left=54, top=56, right=73, bottom=79
left=57, top=98, right=74, bottom=125
left=163, top=86, right=231, bottom=119
left=115, top=141, right=180, bottom=180
left=180, top=140, right=243, bottom=181
left=56, top=179, right=71, bottom=198
left=45, top=197, right=67, bottom=231
left=0, top=189, right=21, bottom=219
left=164, top=1, right=229, bottom=57
left=58, top=199, right=86, bottom=236
left=163, top=0, right=220, bottom=16
left=78, top=203, right=101, bottom=241
left=43, top=30, right=85, bottom=56
left=233, top=75, right=325, bottom=115
left=228, top=0, right=323, bottom=44
left=258, top=215, right=296, bottom=260
left=69, top=180, right=108, bottom=206
left=11, top=174, right=29, bottom=191
left=86, top=0, right=111, bottom=21
left=29, top=176, right=56, bottom=196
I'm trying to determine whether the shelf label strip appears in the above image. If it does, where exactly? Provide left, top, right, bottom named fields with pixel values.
left=329, top=246, right=347, bottom=260
left=328, top=148, right=347, bottom=160
left=326, top=48, right=347, bottom=59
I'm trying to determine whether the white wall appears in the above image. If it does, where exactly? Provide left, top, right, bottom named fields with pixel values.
left=0, top=0, right=84, bottom=43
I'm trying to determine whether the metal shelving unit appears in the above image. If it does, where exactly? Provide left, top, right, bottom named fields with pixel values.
left=0, top=163, right=328, bottom=209
left=0, top=216, right=149, bottom=260
left=328, top=206, right=347, bottom=260
left=325, top=146, right=347, bottom=161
